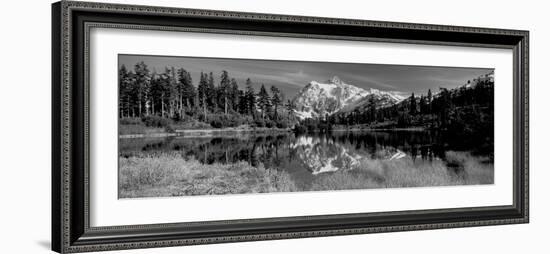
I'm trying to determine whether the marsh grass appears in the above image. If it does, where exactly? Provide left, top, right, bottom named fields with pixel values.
left=120, top=153, right=297, bottom=198
left=120, top=151, right=493, bottom=198
left=444, top=151, right=494, bottom=185
left=311, top=151, right=493, bottom=191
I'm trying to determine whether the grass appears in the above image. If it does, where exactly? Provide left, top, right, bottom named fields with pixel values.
left=310, top=151, right=493, bottom=191
left=119, top=150, right=493, bottom=198
left=119, top=153, right=297, bottom=198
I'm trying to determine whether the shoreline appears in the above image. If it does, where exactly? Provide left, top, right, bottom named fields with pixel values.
left=119, top=127, right=292, bottom=139
left=120, top=126, right=428, bottom=139
left=330, top=127, right=427, bottom=132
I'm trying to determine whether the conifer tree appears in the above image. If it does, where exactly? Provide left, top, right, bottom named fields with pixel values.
left=245, top=78, right=256, bottom=116
left=409, top=92, right=417, bottom=115
left=270, top=86, right=282, bottom=120
left=133, top=61, right=151, bottom=117
left=237, top=90, right=247, bottom=114
left=220, top=70, right=231, bottom=115
left=230, top=78, right=239, bottom=112
left=118, top=65, right=132, bottom=118
left=197, top=72, right=208, bottom=121
left=427, top=89, right=433, bottom=114
left=284, top=99, right=294, bottom=120
left=257, top=84, right=271, bottom=120
left=207, top=72, right=216, bottom=111
left=419, top=95, right=426, bottom=114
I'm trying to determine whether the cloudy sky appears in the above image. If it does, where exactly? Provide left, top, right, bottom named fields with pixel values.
left=119, top=54, right=492, bottom=98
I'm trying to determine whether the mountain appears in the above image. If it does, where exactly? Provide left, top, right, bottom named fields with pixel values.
left=291, top=76, right=404, bottom=119
left=338, top=89, right=406, bottom=113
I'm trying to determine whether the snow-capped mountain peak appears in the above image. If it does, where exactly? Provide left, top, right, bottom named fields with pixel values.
left=292, top=76, right=404, bottom=119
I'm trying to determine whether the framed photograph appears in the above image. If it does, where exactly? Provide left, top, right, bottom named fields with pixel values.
left=52, top=1, right=529, bottom=253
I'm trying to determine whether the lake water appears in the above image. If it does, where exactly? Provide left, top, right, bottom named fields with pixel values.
left=120, top=130, right=494, bottom=190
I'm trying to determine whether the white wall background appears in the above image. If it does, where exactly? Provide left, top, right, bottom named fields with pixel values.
left=0, top=0, right=547, bottom=253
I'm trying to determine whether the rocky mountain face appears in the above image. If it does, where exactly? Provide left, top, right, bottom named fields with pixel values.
left=291, top=76, right=404, bottom=119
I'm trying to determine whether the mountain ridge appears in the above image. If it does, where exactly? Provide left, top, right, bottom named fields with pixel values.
left=291, top=76, right=405, bottom=119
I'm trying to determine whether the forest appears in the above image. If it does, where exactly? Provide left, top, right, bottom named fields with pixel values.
left=118, top=62, right=297, bottom=132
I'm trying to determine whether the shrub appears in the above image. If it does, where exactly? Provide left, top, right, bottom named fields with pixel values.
left=164, top=125, right=175, bottom=133
left=293, top=124, right=307, bottom=133
left=142, top=115, right=172, bottom=128
left=171, top=111, right=183, bottom=122
left=172, top=119, right=211, bottom=130
left=196, top=112, right=207, bottom=122
left=254, top=119, right=265, bottom=128
left=276, top=121, right=288, bottom=129
left=206, top=113, right=250, bottom=128
left=209, top=119, right=223, bottom=128
left=225, top=114, right=242, bottom=127
left=265, top=120, right=275, bottom=128
left=119, top=117, right=142, bottom=125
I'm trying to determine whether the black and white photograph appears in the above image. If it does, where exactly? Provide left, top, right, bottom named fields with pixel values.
left=2, top=0, right=542, bottom=253
left=118, top=54, right=495, bottom=198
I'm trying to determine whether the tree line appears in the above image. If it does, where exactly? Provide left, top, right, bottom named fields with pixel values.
left=119, top=62, right=297, bottom=129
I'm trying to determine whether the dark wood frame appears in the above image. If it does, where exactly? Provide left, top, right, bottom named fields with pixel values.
left=52, top=1, right=529, bottom=253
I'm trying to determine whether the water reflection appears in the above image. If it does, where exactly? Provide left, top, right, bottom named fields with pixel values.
left=123, top=131, right=473, bottom=176
left=120, top=131, right=495, bottom=193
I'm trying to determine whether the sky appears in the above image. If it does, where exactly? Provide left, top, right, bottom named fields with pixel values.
left=119, top=54, right=493, bottom=98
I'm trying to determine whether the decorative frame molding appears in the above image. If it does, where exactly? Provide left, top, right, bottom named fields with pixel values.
left=52, top=1, right=529, bottom=253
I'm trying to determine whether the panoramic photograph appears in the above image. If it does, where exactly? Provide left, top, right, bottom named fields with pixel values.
left=118, top=54, right=495, bottom=199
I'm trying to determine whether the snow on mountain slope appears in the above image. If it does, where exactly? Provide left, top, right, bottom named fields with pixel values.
left=338, top=89, right=406, bottom=113
left=291, top=76, right=404, bottom=119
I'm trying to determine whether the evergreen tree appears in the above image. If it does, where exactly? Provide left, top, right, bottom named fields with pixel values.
left=207, top=72, right=216, bottom=111
left=220, top=70, right=231, bottom=115
left=118, top=65, right=132, bottom=118
left=409, top=92, right=417, bottom=115
left=150, top=72, right=170, bottom=117
left=133, top=61, right=151, bottom=117
left=270, top=85, right=282, bottom=120
left=230, top=78, right=239, bottom=112
left=437, top=88, right=451, bottom=127
left=427, top=89, right=433, bottom=114
left=419, top=95, right=426, bottom=114
left=284, top=99, right=294, bottom=120
left=183, top=71, right=195, bottom=108
left=177, top=68, right=195, bottom=118
left=149, top=71, right=159, bottom=116
left=257, top=84, right=271, bottom=120
left=368, top=96, right=376, bottom=123
left=175, top=68, right=186, bottom=116
left=197, top=72, right=208, bottom=121
left=237, top=90, right=247, bottom=115
left=245, top=78, right=256, bottom=116
left=165, top=67, right=178, bottom=118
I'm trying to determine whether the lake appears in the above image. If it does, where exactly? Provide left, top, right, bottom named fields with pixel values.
left=119, top=130, right=494, bottom=194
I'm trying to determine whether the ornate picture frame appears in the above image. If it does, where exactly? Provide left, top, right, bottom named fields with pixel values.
left=52, top=1, right=528, bottom=253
